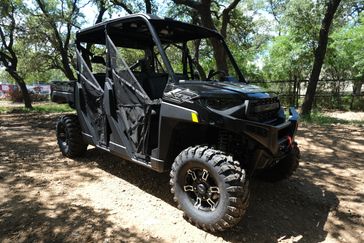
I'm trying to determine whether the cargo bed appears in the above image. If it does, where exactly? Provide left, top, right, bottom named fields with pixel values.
left=50, top=80, right=75, bottom=107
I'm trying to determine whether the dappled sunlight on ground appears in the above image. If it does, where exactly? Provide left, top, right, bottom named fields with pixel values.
left=0, top=113, right=363, bottom=242
left=0, top=114, right=162, bottom=242
left=323, top=111, right=364, bottom=121
left=298, top=124, right=364, bottom=242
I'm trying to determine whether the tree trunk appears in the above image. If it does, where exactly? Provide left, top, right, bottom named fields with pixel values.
left=172, top=0, right=240, bottom=75
left=353, top=79, right=363, bottom=96
left=9, top=70, right=32, bottom=109
left=60, top=47, right=76, bottom=81
left=17, top=80, right=32, bottom=109
left=350, top=78, right=363, bottom=109
left=301, top=0, right=341, bottom=116
left=292, top=77, right=297, bottom=106
left=86, top=1, right=107, bottom=51
left=198, top=7, right=228, bottom=74
left=0, top=2, right=32, bottom=109
left=145, top=0, right=152, bottom=14
left=193, top=39, right=207, bottom=80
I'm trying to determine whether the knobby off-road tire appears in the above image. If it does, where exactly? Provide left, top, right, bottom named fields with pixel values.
left=259, top=142, right=300, bottom=182
left=56, top=114, right=87, bottom=158
left=170, top=146, right=250, bottom=232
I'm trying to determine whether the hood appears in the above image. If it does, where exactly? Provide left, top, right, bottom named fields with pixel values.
left=163, top=81, right=276, bottom=102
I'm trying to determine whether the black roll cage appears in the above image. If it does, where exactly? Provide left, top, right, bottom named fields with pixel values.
left=75, top=14, right=246, bottom=85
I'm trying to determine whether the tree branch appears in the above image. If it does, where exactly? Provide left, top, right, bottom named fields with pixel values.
left=64, top=0, right=78, bottom=47
left=172, top=0, right=202, bottom=10
left=8, top=2, right=16, bottom=51
left=0, top=3, right=17, bottom=66
left=95, top=0, right=107, bottom=24
left=111, top=0, right=134, bottom=14
left=0, top=26, right=9, bottom=50
left=0, top=51, right=11, bottom=68
left=35, top=0, right=64, bottom=51
left=268, top=0, right=280, bottom=24
left=221, top=0, right=241, bottom=38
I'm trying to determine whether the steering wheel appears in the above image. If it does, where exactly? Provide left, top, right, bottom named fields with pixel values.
left=207, top=70, right=226, bottom=80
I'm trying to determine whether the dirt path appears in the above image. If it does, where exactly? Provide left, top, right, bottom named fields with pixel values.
left=0, top=113, right=363, bottom=242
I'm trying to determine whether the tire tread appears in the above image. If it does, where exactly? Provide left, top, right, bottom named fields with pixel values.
left=56, top=114, right=87, bottom=158
left=170, top=146, right=250, bottom=232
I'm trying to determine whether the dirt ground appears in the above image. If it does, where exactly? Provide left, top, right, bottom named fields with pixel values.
left=0, top=113, right=363, bottom=243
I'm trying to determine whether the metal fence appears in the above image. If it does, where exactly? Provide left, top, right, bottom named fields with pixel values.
left=249, top=79, right=364, bottom=110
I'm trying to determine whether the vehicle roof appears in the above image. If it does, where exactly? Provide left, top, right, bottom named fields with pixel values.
left=76, top=14, right=220, bottom=48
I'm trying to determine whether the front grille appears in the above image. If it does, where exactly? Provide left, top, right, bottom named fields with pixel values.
left=247, top=97, right=280, bottom=123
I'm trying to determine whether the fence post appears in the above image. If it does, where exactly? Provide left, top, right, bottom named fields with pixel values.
left=293, top=76, right=297, bottom=107
left=350, top=93, right=354, bottom=110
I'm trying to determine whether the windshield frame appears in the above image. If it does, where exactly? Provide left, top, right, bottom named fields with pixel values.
left=77, top=14, right=247, bottom=85
left=149, top=23, right=246, bottom=84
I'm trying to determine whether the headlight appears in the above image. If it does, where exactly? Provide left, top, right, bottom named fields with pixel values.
left=199, top=98, right=243, bottom=110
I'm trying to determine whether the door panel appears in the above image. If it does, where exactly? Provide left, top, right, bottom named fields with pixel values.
left=106, top=35, right=153, bottom=158
left=75, top=49, right=106, bottom=146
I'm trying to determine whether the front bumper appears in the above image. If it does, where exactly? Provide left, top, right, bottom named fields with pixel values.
left=219, top=106, right=299, bottom=156
left=246, top=107, right=299, bottom=169
left=249, top=107, right=298, bottom=154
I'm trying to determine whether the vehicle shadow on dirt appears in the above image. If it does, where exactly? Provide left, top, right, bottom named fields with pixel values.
left=79, top=148, right=339, bottom=242
left=222, top=178, right=339, bottom=242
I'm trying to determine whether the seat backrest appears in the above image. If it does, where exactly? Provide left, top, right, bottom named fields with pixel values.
left=93, top=73, right=106, bottom=89
left=144, top=74, right=168, bottom=99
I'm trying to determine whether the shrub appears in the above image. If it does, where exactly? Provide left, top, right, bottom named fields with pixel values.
left=8, top=89, right=49, bottom=102
left=8, top=88, right=23, bottom=102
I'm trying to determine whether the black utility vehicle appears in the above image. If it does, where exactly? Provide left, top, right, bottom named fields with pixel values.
left=52, top=14, right=300, bottom=232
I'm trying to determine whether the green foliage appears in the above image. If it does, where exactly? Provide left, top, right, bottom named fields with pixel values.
left=328, top=13, right=364, bottom=79
left=262, top=0, right=328, bottom=81
left=1, top=0, right=363, bottom=111
left=15, top=40, right=66, bottom=83
left=262, top=0, right=364, bottom=84
left=0, top=69, right=13, bottom=83
left=263, top=35, right=311, bottom=80
left=283, top=0, right=323, bottom=45
left=0, top=103, right=73, bottom=114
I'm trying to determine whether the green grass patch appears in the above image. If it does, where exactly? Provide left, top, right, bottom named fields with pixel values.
left=301, top=112, right=364, bottom=126
left=0, top=106, right=9, bottom=113
left=0, top=103, right=74, bottom=114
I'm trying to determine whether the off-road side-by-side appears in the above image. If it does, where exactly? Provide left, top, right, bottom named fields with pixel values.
left=0, top=113, right=363, bottom=242
left=51, top=14, right=299, bottom=231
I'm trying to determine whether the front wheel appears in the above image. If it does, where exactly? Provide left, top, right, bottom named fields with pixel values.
left=170, top=146, right=249, bottom=232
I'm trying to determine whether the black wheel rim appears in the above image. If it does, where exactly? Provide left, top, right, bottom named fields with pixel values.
left=183, top=167, right=220, bottom=212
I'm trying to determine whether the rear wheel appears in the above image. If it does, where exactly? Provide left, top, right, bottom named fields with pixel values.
left=56, top=114, right=87, bottom=158
left=170, top=146, right=249, bottom=232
